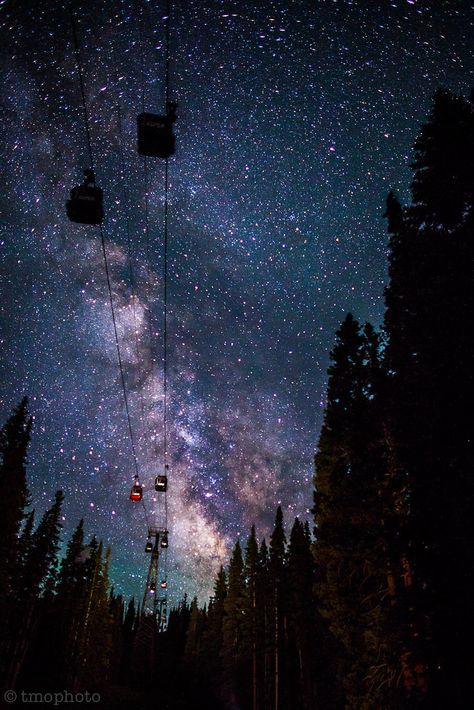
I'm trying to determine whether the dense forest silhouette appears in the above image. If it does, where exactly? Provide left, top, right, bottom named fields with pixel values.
left=1, top=88, right=473, bottom=709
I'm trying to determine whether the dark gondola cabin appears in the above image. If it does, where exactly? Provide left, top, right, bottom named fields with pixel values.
left=130, top=482, right=143, bottom=501
left=145, top=540, right=153, bottom=553
left=66, top=169, right=104, bottom=225
left=149, top=582, right=156, bottom=593
left=155, top=475, right=168, bottom=492
left=137, top=101, right=177, bottom=158
left=160, top=531, right=169, bottom=548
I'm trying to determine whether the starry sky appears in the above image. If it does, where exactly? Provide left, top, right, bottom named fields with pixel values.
left=1, top=0, right=473, bottom=604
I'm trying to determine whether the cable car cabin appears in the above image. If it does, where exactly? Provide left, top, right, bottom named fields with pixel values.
left=160, top=532, right=169, bottom=548
left=129, top=483, right=143, bottom=502
left=145, top=540, right=153, bottom=553
left=155, top=475, right=168, bottom=492
left=149, top=582, right=156, bottom=593
left=137, top=103, right=177, bottom=158
left=66, top=169, right=104, bottom=225
left=160, top=580, right=167, bottom=589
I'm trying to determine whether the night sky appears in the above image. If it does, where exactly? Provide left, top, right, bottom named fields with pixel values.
left=1, top=0, right=473, bottom=603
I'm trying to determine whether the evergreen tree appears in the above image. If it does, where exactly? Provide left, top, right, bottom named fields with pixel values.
left=183, top=596, right=207, bottom=683
left=411, top=88, right=474, bottom=228
left=0, top=398, right=32, bottom=603
left=7, top=490, right=64, bottom=688
left=222, top=540, right=246, bottom=707
left=25, top=490, right=64, bottom=598
left=269, top=506, right=287, bottom=710
left=384, top=89, right=474, bottom=707
left=47, top=518, right=88, bottom=686
left=201, top=565, right=227, bottom=691
left=243, top=526, right=259, bottom=710
left=120, top=598, right=137, bottom=678
left=15, top=510, right=35, bottom=594
left=79, top=544, right=115, bottom=688
left=313, top=315, right=399, bottom=708
left=257, top=538, right=272, bottom=710
left=287, top=518, right=315, bottom=710
left=57, top=518, right=85, bottom=594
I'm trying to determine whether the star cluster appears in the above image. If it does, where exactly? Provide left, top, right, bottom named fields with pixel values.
left=1, top=0, right=473, bottom=602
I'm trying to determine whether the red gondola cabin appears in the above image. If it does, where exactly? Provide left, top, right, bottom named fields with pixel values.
left=130, top=483, right=143, bottom=501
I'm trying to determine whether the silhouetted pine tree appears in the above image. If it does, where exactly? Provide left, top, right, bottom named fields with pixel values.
left=50, top=518, right=88, bottom=685
left=242, top=526, right=259, bottom=710
left=286, top=518, right=315, bottom=710
left=200, top=565, right=227, bottom=694
left=269, top=506, right=287, bottom=710
left=14, top=510, right=35, bottom=592
left=120, top=598, right=137, bottom=678
left=222, top=540, right=246, bottom=707
left=157, top=596, right=193, bottom=708
left=312, top=315, right=401, bottom=708
left=0, top=399, right=32, bottom=620
left=8, top=490, right=64, bottom=687
left=313, top=314, right=364, bottom=703
left=183, top=596, right=208, bottom=689
left=80, top=544, right=115, bottom=688
left=257, top=537, right=272, bottom=710
left=384, top=88, right=474, bottom=707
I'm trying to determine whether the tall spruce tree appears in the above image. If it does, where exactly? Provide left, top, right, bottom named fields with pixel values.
left=7, top=490, right=64, bottom=688
left=243, top=525, right=259, bottom=710
left=287, top=518, right=315, bottom=710
left=313, top=315, right=399, bottom=708
left=384, top=88, right=474, bottom=707
left=201, top=565, right=227, bottom=692
left=25, top=490, right=64, bottom=598
left=222, top=540, right=246, bottom=706
left=0, top=398, right=32, bottom=603
left=257, top=538, right=272, bottom=710
left=48, top=518, right=88, bottom=686
left=269, top=506, right=287, bottom=710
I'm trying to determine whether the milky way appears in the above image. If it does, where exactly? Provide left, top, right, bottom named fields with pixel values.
left=1, top=0, right=473, bottom=603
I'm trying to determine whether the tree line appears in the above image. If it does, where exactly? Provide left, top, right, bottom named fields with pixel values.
left=1, top=87, right=473, bottom=708
left=158, top=88, right=474, bottom=709
left=0, top=398, right=144, bottom=705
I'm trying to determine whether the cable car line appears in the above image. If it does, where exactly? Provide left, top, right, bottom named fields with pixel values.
left=70, top=10, right=94, bottom=172
left=112, top=41, right=149, bottom=438
left=138, top=5, right=163, bottom=456
left=161, top=0, right=172, bottom=568
left=69, top=8, right=141, bottom=485
left=99, top=224, right=141, bottom=482
left=70, top=1, right=176, bottom=618
left=123, top=0, right=174, bottom=614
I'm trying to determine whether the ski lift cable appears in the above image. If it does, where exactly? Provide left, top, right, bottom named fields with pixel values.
left=163, top=0, right=171, bottom=537
left=111, top=34, right=149, bottom=439
left=136, top=0, right=173, bottom=589
left=70, top=9, right=141, bottom=482
left=70, top=10, right=94, bottom=172
left=107, top=12, right=154, bottom=533
left=138, top=4, right=167, bottom=559
left=98, top=226, right=142, bottom=481
left=139, top=4, right=162, bottom=463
